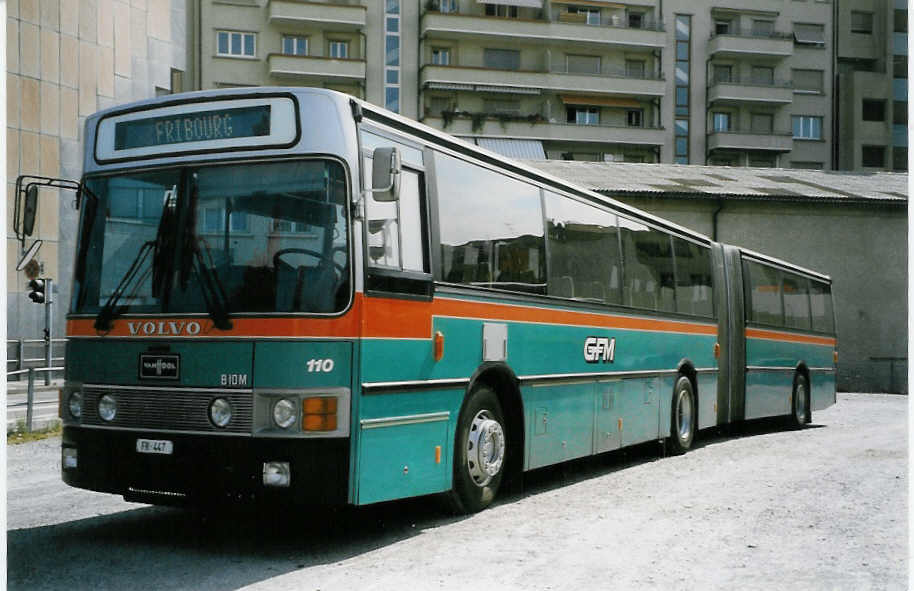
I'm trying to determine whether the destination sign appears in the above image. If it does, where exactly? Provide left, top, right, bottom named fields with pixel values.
left=114, top=105, right=272, bottom=150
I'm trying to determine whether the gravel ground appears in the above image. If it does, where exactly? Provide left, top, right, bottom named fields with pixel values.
left=7, top=393, right=907, bottom=590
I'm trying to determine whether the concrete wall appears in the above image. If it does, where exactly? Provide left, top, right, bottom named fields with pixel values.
left=7, top=0, right=187, bottom=346
left=612, top=194, right=908, bottom=393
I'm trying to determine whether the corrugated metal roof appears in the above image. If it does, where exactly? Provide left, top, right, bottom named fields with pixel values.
left=478, top=138, right=547, bottom=160
left=523, top=161, right=908, bottom=204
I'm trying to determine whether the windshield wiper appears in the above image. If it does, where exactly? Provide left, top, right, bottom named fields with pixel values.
left=178, top=175, right=232, bottom=330
left=94, top=185, right=178, bottom=331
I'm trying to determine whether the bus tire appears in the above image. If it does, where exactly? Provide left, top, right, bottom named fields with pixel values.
left=791, top=374, right=810, bottom=428
left=667, top=375, right=696, bottom=455
left=449, top=385, right=507, bottom=514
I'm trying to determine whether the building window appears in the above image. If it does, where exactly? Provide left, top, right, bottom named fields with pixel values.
left=675, top=14, right=691, bottom=161
left=862, top=99, right=886, bottom=121
left=894, top=55, right=908, bottom=79
left=791, top=161, right=824, bottom=169
left=484, top=48, right=521, bottom=70
left=567, top=106, right=599, bottom=125
left=385, top=0, right=400, bottom=112
left=566, top=6, right=600, bottom=25
left=751, top=113, right=774, bottom=133
left=484, top=4, right=518, bottom=18
left=895, top=9, right=908, bottom=33
left=894, top=101, right=908, bottom=125
left=794, top=23, right=826, bottom=46
left=752, top=19, right=774, bottom=36
left=851, top=11, right=873, bottom=34
left=329, top=40, right=349, bottom=59
left=282, top=36, right=308, bottom=56
left=862, top=145, right=885, bottom=167
left=432, top=47, right=451, bottom=65
left=715, top=20, right=731, bottom=35
left=625, top=60, right=645, bottom=78
left=627, top=109, right=643, bottom=127
left=713, top=112, right=731, bottom=132
left=712, top=64, right=732, bottom=83
left=792, top=115, right=823, bottom=139
left=751, top=66, right=774, bottom=85
left=628, top=12, right=643, bottom=28
left=484, top=99, right=521, bottom=115
left=792, top=69, right=824, bottom=93
left=893, top=147, right=908, bottom=171
left=435, top=0, right=457, bottom=13
left=748, top=155, right=776, bottom=167
left=567, top=54, right=601, bottom=74
left=216, top=31, right=255, bottom=58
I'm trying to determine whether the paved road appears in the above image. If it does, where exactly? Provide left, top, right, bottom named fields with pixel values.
left=7, top=394, right=907, bottom=590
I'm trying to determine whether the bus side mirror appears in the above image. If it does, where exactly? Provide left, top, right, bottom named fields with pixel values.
left=371, top=147, right=401, bottom=202
left=22, top=184, right=39, bottom=237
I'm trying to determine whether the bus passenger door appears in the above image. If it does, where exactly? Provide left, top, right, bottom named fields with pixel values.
left=716, top=244, right=746, bottom=424
left=357, top=156, right=447, bottom=505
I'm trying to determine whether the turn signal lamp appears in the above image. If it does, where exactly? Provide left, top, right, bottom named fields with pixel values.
left=834, top=351, right=838, bottom=364
left=434, top=331, right=445, bottom=362
left=713, top=342, right=721, bottom=359
left=302, top=397, right=338, bottom=432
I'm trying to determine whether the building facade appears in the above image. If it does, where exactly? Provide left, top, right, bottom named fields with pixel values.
left=835, top=0, right=908, bottom=171
left=189, top=0, right=850, bottom=169
left=7, top=0, right=188, bottom=346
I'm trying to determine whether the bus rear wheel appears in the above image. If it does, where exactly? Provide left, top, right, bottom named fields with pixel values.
left=667, top=375, right=696, bottom=455
left=790, top=374, right=809, bottom=428
left=449, top=385, right=506, bottom=514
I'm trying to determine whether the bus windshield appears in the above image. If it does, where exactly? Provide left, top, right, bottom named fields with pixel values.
left=71, top=159, right=351, bottom=318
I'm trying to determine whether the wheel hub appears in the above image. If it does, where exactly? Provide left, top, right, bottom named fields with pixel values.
left=466, top=410, right=505, bottom=487
left=677, top=389, right=693, bottom=442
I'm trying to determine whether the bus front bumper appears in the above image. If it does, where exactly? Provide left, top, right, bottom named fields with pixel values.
left=61, top=426, right=349, bottom=506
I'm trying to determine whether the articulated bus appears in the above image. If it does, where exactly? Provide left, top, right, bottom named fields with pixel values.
left=32, top=88, right=836, bottom=513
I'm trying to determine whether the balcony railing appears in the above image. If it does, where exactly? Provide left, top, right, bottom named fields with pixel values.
left=708, top=75, right=792, bottom=88
left=707, top=128, right=793, bottom=152
left=423, top=7, right=664, bottom=31
left=709, top=27, right=793, bottom=40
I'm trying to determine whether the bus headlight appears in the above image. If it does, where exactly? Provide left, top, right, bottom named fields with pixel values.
left=209, top=398, right=233, bottom=428
left=98, top=394, right=117, bottom=422
left=68, top=391, right=83, bottom=419
left=272, top=398, right=297, bottom=429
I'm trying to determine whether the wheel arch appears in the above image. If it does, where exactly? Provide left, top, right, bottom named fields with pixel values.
left=794, top=362, right=811, bottom=423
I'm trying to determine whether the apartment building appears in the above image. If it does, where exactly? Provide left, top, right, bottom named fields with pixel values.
left=188, top=0, right=847, bottom=168
left=836, top=0, right=908, bottom=171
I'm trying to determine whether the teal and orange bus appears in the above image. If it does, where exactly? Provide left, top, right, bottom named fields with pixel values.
left=42, top=88, right=836, bottom=512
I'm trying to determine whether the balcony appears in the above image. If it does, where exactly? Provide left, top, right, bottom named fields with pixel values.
left=269, top=0, right=366, bottom=30
left=268, top=54, right=366, bottom=82
left=423, top=115, right=665, bottom=146
left=707, top=129, right=793, bottom=152
left=708, top=79, right=793, bottom=106
left=421, top=11, right=664, bottom=50
left=708, top=30, right=793, bottom=59
left=421, top=64, right=665, bottom=97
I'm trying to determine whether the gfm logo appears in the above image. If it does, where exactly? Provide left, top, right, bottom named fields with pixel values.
left=584, top=336, right=616, bottom=364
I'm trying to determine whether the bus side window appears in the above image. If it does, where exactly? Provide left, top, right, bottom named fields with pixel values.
left=543, top=192, right=622, bottom=304
left=364, top=160, right=427, bottom=273
left=745, top=260, right=783, bottom=326
left=783, top=273, right=811, bottom=330
left=809, top=280, right=834, bottom=333
left=673, top=237, right=714, bottom=317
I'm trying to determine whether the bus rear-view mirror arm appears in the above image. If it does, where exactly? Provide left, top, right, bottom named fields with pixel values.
left=371, top=146, right=401, bottom=202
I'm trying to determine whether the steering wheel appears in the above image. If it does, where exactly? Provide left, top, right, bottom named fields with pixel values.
left=273, top=248, right=345, bottom=277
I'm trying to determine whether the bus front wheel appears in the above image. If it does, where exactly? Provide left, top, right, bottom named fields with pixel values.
left=667, top=375, right=696, bottom=455
left=449, top=385, right=507, bottom=514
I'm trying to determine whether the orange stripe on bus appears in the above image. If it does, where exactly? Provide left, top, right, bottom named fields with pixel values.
left=745, top=328, right=836, bottom=346
left=67, top=294, right=718, bottom=339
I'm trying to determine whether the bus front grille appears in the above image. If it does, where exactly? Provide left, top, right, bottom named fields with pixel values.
left=80, top=387, right=253, bottom=434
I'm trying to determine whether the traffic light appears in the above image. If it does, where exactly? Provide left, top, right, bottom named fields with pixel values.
left=28, top=278, right=46, bottom=304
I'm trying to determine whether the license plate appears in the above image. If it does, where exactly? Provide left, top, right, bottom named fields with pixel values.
left=136, top=438, right=173, bottom=455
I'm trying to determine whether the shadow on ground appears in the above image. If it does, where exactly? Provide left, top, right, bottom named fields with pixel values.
left=8, top=417, right=817, bottom=590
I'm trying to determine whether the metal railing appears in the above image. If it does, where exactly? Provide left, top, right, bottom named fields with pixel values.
left=708, top=76, right=793, bottom=88
left=7, top=338, right=66, bottom=385
left=710, top=27, right=793, bottom=40
left=7, top=367, right=64, bottom=433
